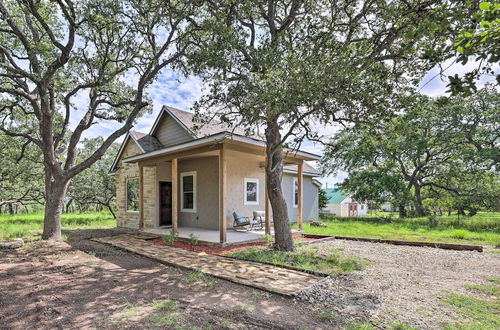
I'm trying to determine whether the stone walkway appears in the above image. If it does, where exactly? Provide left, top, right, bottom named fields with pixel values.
left=93, top=234, right=323, bottom=296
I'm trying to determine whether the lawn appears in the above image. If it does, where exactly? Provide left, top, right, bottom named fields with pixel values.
left=229, top=244, right=367, bottom=276
left=443, top=278, right=500, bottom=329
left=293, top=212, right=500, bottom=246
left=0, top=211, right=116, bottom=241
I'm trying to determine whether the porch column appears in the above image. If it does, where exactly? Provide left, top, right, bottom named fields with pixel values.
left=297, top=160, right=303, bottom=231
left=139, top=163, right=144, bottom=229
left=219, top=145, right=227, bottom=243
left=264, top=157, right=271, bottom=235
left=171, top=158, right=178, bottom=232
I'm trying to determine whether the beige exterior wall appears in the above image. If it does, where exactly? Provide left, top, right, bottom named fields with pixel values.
left=178, top=156, right=219, bottom=229
left=224, top=149, right=319, bottom=226
left=282, top=174, right=319, bottom=222
left=225, top=149, right=267, bottom=227
left=116, top=141, right=320, bottom=230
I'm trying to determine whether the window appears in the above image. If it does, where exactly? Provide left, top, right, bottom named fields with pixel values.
left=181, top=171, right=197, bottom=212
left=293, top=178, right=299, bottom=208
left=244, top=178, right=259, bottom=205
left=126, top=178, right=139, bottom=212
left=361, top=204, right=364, bottom=210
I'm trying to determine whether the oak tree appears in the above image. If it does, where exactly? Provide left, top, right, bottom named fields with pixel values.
left=0, top=0, right=200, bottom=239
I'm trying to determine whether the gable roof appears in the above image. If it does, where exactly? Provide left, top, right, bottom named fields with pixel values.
left=324, top=188, right=348, bottom=204
left=283, top=162, right=320, bottom=176
left=151, top=106, right=262, bottom=140
left=130, top=130, right=163, bottom=152
left=111, top=104, right=321, bottom=173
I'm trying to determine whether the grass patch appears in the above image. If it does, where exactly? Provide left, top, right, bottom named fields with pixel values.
left=182, top=269, right=216, bottom=287
left=229, top=245, right=365, bottom=276
left=344, top=322, right=374, bottom=330
left=294, top=212, right=500, bottom=246
left=443, top=279, right=500, bottom=329
left=153, top=298, right=177, bottom=312
left=0, top=211, right=115, bottom=241
left=315, top=308, right=336, bottom=321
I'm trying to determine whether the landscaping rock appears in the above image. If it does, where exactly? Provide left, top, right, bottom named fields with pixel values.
left=311, top=221, right=327, bottom=227
left=0, top=238, right=24, bottom=249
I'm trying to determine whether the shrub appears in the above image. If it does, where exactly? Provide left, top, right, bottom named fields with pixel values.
left=451, top=230, right=467, bottom=239
left=427, top=214, right=439, bottom=227
left=162, top=230, right=178, bottom=245
left=189, top=233, right=199, bottom=245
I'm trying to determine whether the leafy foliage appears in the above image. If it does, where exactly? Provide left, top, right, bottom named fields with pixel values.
left=322, top=87, right=500, bottom=216
left=448, top=1, right=500, bottom=95
left=186, top=0, right=468, bottom=250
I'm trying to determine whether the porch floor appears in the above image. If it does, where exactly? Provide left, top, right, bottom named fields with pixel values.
left=143, top=226, right=265, bottom=245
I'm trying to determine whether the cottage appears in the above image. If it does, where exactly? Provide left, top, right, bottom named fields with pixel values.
left=321, top=188, right=368, bottom=217
left=110, top=106, right=322, bottom=245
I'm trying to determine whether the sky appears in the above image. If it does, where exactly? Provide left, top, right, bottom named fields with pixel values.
left=77, top=59, right=498, bottom=188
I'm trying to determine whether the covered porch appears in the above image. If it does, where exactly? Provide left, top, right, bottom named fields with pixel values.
left=123, top=132, right=318, bottom=246
left=144, top=226, right=266, bottom=246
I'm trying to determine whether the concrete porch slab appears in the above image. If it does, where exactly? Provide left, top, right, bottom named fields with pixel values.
left=143, top=226, right=265, bottom=246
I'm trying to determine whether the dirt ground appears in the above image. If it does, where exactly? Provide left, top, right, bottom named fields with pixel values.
left=302, top=238, right=500, bottom=329
left=0, top=229, right=352, bottom=329
left=1, top=229, right=498, bottom=329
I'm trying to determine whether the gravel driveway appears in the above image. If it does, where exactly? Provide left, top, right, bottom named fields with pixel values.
left=298, top=239, right=500, bottom=329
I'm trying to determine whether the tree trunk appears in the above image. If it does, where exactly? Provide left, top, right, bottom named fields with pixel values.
left=42, top=170, right=69, bottom=240
left=265, top=118, right=295, bottom=251
left=398, top=204, right=407, bottom=218
left=7, top=202, right=14, bottom=215
left=413, top=184, right=426, bottom=216
left=64, top=198, right=73, bottom=214
left=106, top=204, right=116, bottom=219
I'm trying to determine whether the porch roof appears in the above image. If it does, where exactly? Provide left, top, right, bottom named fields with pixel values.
left=122, top=131, right=321, bottom=164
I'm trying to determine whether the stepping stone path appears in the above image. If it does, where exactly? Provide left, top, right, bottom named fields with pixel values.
left=93, top=234, right=324, bottom=296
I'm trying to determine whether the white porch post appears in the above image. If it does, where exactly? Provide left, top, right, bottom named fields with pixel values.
left=171, top=158, right=178, bottom=232
left=219, top=145, right=227, bottom=243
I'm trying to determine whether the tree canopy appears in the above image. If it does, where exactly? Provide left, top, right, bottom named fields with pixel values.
left=322, top=87, right=499, bottom=217
left=0, top=0, right=201, bottom=239
left=186, top=0, right=473, bottom=250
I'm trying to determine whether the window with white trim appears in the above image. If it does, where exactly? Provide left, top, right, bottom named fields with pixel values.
left=244, top=178, right=259, bottom=205
left=293, top=177, right=298, bottom=208
left=126, top=178, right=139, bottom=212
left=181, top=171, right=197, bottom=212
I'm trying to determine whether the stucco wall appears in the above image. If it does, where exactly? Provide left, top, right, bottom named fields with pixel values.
left=225, top=149, right=267, bottom=227
left=178, top=156, right=219, bottom=229
left=282, top=174, right=319, bottom=222
left=225, top=149, right=319, bottom=225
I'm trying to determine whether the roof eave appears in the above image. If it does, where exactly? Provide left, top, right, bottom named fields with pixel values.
left=123, top=132, right=321, bottom=163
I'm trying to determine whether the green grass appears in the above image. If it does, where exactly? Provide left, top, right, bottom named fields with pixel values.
left=0, top=212, right=116, bottom=240
left=443, top=280, right=500, bottom=329
left=294, top=212, right=500, bottom=246
left=229, top=245, right=366, bottom=276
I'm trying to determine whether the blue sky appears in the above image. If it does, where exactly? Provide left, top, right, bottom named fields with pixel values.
left=78, top=59, right=498, bottom=187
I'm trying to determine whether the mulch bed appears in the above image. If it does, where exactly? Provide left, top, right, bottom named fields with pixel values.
left=149, top=238, right=269, bottom=255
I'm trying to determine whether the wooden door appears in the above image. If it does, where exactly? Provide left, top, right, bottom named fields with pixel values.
left=159, top=182, right=172, bottom=226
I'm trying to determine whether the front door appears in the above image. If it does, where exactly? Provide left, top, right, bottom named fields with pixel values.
left=159, top=182, right=172, bottom=227
left=349, top=203, right=358, bottom=216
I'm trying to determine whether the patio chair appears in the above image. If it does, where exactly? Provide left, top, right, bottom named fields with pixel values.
left=233, top=211, right=251, bottom=230
left=252, top=211, right=265, bottom=230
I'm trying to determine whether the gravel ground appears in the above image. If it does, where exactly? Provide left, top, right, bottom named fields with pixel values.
left=296, top=239, right=500, bottom=329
